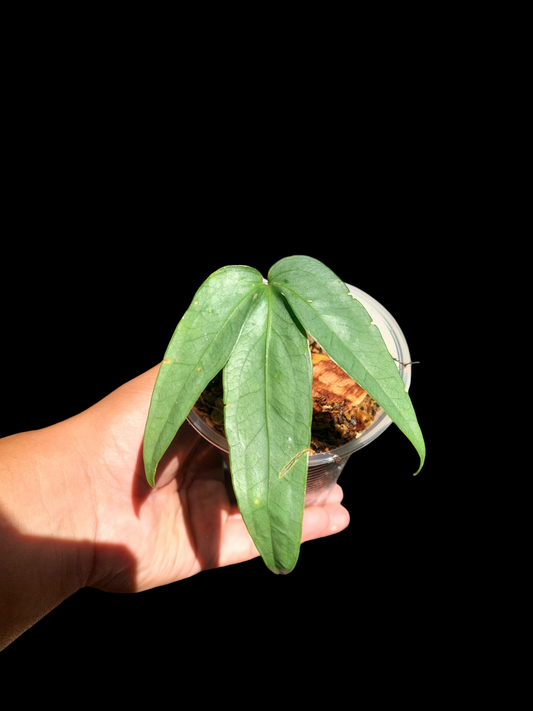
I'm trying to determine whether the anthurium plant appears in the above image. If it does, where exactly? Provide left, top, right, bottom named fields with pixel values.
left=143, top=256, right=425, bottom=574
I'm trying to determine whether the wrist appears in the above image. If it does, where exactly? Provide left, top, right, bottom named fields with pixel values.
left=0, top=422, right=98, bottom=647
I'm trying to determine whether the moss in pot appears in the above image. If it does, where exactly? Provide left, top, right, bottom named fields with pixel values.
left=189, top=339, right=383, bottom=507
left=143, top=256, right=425, bottom=574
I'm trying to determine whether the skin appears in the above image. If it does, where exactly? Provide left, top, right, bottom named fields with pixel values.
left=0, top=365, right=350, bottom=650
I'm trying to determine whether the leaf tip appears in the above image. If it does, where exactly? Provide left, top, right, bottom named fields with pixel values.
left=146, top=471, right=156, bottom=488
left=143, top=455, right=157, bottom=488
left=413, top=454, right=425, bottom=476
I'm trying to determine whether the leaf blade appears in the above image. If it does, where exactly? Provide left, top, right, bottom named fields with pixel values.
left=269, top=255, right=425, bottom=474
left=223, top=285, right=313, bottom=573
left=143, top=265, right=262, bottom=486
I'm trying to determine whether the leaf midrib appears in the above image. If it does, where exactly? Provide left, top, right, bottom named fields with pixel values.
left=272, top=279, right=361, bottom=365
left=256, top=286, right=286, bottom=572
left=264, top=286, right=274, bottom=529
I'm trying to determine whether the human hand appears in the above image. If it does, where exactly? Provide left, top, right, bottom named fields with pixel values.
left=55, top=365, right=351, bottom=592
left=0, top=364, right=350, bottom=648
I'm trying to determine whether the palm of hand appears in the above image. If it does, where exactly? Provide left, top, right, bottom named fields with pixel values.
left=81, top=366, right=348, bottom=592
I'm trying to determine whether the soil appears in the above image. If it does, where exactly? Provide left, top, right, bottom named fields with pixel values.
left=193, top=341, right=381, bottom=454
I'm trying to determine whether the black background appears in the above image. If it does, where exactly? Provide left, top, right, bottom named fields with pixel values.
left=1, top=80, right=453, bottom=678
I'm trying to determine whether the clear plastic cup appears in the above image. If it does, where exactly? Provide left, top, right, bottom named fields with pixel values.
left=187, top=283, right=413, bottom=506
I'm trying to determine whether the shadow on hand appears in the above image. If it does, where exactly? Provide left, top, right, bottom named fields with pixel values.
left=1, top=423, right=231, bottom=651
left=130, top=419, right=231, bottom=573
left=131, top=420, right=206, bottom=513
left=0, top=506, right=137, bottom=652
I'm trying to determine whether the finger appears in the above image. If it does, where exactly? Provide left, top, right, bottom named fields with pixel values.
left=214, top=514, right=260, bottom=569
left=316, top=483, right=344, bottom=505
left=213, top=490, right=349, bottom=571
left=215, top=502, right=350, bottom=570
left=301, top=496, right=350, bottom=543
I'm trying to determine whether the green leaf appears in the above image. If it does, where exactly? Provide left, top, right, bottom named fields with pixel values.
left=269, top=255, right=425, bottom=475
left=145, top=255, right=425, bottom=576
left=143, top=265, right=262, bottom=486
left=223, top=285, right=313, bottom=574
